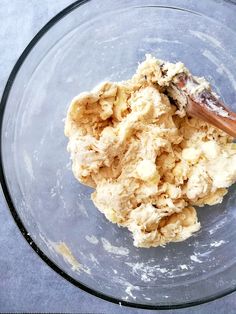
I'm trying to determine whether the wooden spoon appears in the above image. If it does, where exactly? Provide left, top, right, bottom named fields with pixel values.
left=172, top=73, right=236, bottom=138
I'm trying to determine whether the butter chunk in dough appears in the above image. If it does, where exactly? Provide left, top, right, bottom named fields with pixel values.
left=65, top=55, right=236, bottom=248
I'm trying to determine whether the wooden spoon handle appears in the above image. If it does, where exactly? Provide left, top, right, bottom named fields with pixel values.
left=173, top=73, right=236, bottom=137
left=187, top=97, right=236, bottom=138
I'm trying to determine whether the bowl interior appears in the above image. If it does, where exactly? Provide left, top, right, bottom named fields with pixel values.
left=2, top=0, right=236, bottom=308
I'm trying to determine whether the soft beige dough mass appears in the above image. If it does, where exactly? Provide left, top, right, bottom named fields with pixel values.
left=65, top=55, right=236, bottom=248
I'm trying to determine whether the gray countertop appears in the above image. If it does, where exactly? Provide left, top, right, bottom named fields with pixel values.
left=0, top=1, right=235, bottom=313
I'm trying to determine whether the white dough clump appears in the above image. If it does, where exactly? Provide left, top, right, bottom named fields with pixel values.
left=65, top=55, right=236, bottom=248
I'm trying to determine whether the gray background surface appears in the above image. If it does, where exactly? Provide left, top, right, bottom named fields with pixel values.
left=0, top=1, right=235, bottom=313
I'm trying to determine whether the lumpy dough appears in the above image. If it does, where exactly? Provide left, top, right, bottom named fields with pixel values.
left=65, top=55, right=236, bottom=248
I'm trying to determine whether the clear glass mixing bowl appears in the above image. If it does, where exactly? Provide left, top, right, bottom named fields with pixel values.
left=1, top=0, right=236, bottom=309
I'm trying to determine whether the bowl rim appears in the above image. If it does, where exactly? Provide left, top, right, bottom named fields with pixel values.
left=1, top=0, right=236, bottom=310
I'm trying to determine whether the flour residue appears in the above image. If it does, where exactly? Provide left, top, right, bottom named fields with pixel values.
left=50, top=169, right=64, bottom=199
left=204, top=100, right=229, bottom=118
left=185, top=75, right=230, bottom=118
left=52, top=241, right=91, bottom=274
left=89, top=253, right=99, bottom=265
left=210, top=240, right=225, bottom=247
left=179, top=264, right=188, bottom=270
left=99, top=35, right=121, bottom=44
left=125, top=258, right=200, bottom=282
left=143, top=37, right=181, bottom=45
left=141, top=273, right=151, bottom=282
left=85, top=235, right=99, bottom=245
left=101, top=238, right=129, bottom=256
left=190, top=254, right=202, bottom=263
left=203, top=49, right=236, bottom=90
left=66, top=161, right=71, bottom=169
left=125, top=284, right=140, bottom=300
left=209, top=217, right=228, bottom=235
left=23, top=150, right=35, bottom=180
left=126, top=262, right=168, bottom=282
left=77, top=203, right=89, bottom=218
left=190, top=30, right=222, bottom=49
left=113, top=276, right=140, bottom=300
left=53, top=242, right=81, bottom=271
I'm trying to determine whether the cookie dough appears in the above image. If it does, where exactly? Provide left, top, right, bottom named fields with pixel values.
left=65, top=55, right=236, bottom=248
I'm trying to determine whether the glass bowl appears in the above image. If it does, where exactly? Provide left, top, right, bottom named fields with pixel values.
left=1, top=0, right=236, bottom=310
